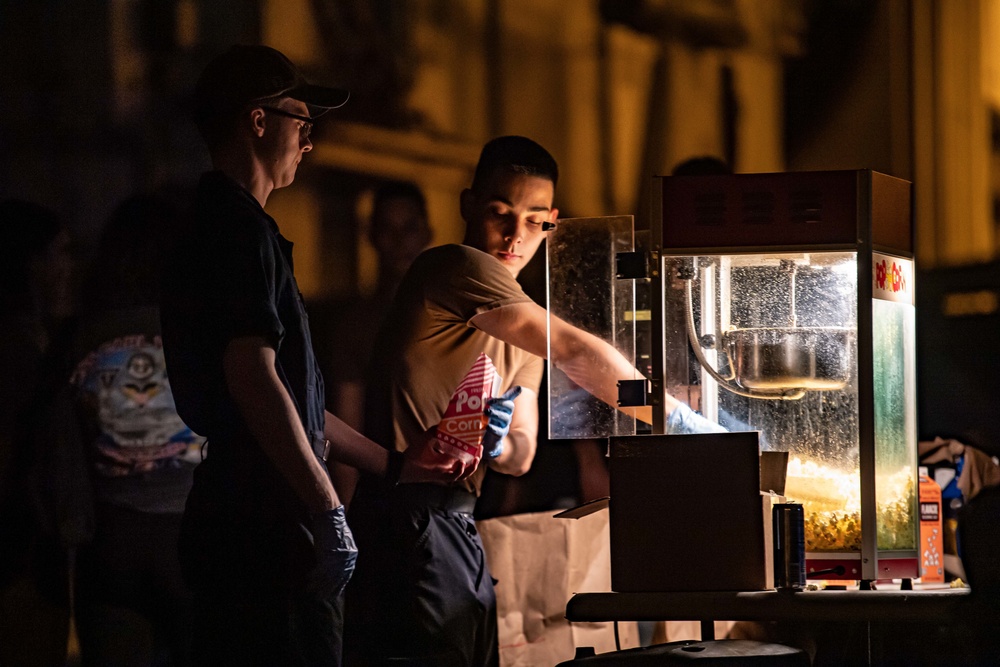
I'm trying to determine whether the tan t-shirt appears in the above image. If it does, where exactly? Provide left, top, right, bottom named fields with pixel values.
left=364, top=244, right=544, bottom=493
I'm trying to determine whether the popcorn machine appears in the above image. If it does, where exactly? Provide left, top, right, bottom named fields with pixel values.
left=546, top=170, right=919, bottom=584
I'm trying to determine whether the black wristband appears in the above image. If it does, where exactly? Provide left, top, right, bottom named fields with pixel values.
left=385, top=449, right=405, bottom=487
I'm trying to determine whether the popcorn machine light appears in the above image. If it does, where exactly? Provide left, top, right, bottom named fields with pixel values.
left=658, top=169, right=919, bottom=582
left=546, top=170, right=919, bottom=584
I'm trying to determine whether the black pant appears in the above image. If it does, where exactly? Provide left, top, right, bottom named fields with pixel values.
left=346, top=483, right=498, bottom=667
left=179, top=469, right=343, bottom=666
left=190, top=588, right=343, bottom=667
left=75, top=503, right=192, bottom=667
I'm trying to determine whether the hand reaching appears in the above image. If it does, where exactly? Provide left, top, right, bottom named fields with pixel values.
left=666, top=402, right=728, bottom=435
left=399, top=427, right=474, bottom=484
left=482, top=386, right=522, bottom=460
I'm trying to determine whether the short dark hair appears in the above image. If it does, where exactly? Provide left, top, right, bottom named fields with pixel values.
left=471, top=136, right=558, bottom=193
left=195, top=93, right=284, bottom=152
left=671, top=156, right=731, bottom=176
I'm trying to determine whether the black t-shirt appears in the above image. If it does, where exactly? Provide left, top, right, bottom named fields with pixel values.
left=160, top=171, right=326, bottom=511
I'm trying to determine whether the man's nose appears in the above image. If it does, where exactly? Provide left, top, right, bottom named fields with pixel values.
left=504, top=218, right=526, bottom=242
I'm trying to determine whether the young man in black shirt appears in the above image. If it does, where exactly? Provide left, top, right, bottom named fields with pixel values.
left=160, top=45, right=464, bottom=666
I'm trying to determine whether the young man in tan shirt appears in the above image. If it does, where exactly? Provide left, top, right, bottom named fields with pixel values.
left=346, top=136, right=721, bottom=666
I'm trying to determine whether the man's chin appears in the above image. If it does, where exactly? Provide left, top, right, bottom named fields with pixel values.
left=497, top=257, right=522, bottom=276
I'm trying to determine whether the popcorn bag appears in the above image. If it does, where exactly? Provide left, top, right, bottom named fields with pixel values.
left=436, top=353, right=502, bottom=468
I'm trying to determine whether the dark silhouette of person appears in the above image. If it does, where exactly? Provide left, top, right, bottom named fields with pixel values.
left=317, top=181, right=432, bottom=507
left=59, top=192, right=200, bottom=666
left=0, top=199, right=76, bottom=667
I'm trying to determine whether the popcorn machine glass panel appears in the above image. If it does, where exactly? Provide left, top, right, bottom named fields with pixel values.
left=545, top=215, right=643, bottom=439
left=674, top=251, right=918, bottom=564
left=872, top=257, right=918, bottom=553
left=673, top=252, right=866, bottom=553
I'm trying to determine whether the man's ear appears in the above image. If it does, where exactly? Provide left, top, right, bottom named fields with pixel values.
left=249, top=108, right=267, bottom=138
left=459, top=188, right=475, bottom=224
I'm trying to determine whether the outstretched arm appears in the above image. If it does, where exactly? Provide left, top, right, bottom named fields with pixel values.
left=470, top=301, right=679, bottom=424
left=323, top=410, right=468, bottom=485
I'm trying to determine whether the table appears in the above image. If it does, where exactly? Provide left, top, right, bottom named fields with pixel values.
left=565, top=588, right=992, bottom=664
left=566, top=588, right=971, bottom=640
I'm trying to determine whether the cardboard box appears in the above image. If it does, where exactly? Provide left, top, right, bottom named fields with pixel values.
left=558, top=432, right=786, bottom=592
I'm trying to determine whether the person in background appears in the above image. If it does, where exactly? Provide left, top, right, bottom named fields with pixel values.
left=59, top=192, right=199, bottom=666
left=159, top=44, right=462, bottom=666
left=670, top=155, right=732, bottom=176
left=316, top=181, right=432, bottom=507
left=0, top=199, right=76, bottom=667
left=346, top=136, right=724, bottom=666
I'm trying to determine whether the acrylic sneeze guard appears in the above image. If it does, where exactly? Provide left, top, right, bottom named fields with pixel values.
left=545, top=215, right=644, bottom=440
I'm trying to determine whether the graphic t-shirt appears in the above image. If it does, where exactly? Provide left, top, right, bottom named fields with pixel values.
left=70, top=307, right=202, bottom=513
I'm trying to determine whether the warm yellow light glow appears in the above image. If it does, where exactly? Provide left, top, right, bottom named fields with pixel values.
left=176, top=0, right=198, bottom=48
left=784, top=457, right=913, bottom=551
left=267, top=188, right=323, bottom=298
left=942, top=289, right=1000, bottom=317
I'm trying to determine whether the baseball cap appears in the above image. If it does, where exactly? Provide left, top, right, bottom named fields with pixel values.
left=194, top=44, right=349, bottom=123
